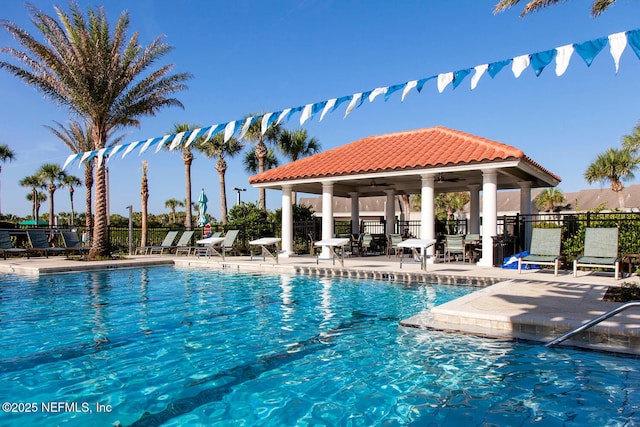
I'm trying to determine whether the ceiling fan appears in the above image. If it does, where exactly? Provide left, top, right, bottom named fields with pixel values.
left=436, top=173, right=462, bottom=183
left=369, top=178, right=390, bottom=187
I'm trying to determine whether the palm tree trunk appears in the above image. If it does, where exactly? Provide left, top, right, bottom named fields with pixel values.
left=184, top=157, right=193, bottom=229
left=48, top=185, right=55, bottom=227
left=617, top=190, right=625, bottom=209
left=141, top=161, right=149, bottom=248
left=90, top=161, right=109, bottom=257
left=69, top=187, right=75, bottom=226
left=31, top=188, right=37, bottom=221
left=258, top=156, right=266, bottom=210
left=219, top=171, right=228, bottom=225
left=84, top=164, right=93, bottom=239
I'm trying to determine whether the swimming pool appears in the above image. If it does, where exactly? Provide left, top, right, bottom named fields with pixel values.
left=0, top=266, right=638, bottom=426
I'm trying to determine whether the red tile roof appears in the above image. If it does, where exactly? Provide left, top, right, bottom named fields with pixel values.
left=249, top=126, right=560, bottom=183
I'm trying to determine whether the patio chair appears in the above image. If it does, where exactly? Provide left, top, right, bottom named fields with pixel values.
left=573, top=227, right=621, bottom=279
left=444, top=234, right=465, bottom=262
left=0, top=230, right=28, bottom=259
left=61, top=230, right=91, bottom=256
left=464, top=233, right=481, bottom=262
left=140, top=230, right=179, bottom=255
left=359, top=233, right=373, bottom=256
left=518, top=228, right=564, bottom=276
left=175, top=230, right=209, bottom=255
left=26, top=229, right=68, bottom=258
left=387, top=234, right=403, bottom=258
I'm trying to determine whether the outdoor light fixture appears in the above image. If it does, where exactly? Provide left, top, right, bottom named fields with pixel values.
left=232, top=187, right=246, bottom=205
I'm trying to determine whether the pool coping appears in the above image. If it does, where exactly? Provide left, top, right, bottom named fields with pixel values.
left=2, top=254, right=639, bottom=355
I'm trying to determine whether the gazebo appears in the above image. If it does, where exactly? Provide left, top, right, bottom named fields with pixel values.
left=249, top=126, right=561, bottom=266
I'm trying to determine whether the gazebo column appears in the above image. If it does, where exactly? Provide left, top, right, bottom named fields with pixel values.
left=421, top=174, right=436, bottom=262
left=320, top=181, right=335, bottom=259
left=349, top=191, right=360, bottom=235
left=478, top=170, right=498, bottom=267
left=385, top=189, right=396, bottom=234
left=468, top=184, right=481, bottom=234
left=280, top=185, right=293, bottom=257
left=519, top=181, right=532, bottom=250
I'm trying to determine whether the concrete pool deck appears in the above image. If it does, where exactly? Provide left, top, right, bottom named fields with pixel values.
left=1, top=253, right=639, bottom=355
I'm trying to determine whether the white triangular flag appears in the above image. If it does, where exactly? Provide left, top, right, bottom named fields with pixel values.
left=344, top=93, right=362, bottom=118
left=512, top=54, right=530, bottom=78
left=471, top=64, right=488, bottom=90
left=608, top=32, right=627, bottom=73
left=320, top=98, right=337, bottom=121
left=555, top=44, right=574, bottom=76
left=437, top=72, right=454, bottom=93
left=401, top=80, right=418, bottom=102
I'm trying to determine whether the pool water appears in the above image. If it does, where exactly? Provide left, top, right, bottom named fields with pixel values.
left=1, top=266, right=639, bottom=426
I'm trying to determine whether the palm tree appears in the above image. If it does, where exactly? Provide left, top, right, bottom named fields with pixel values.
left=623, top=122, right=640, bottom=154
left=26, top=191, right=47, bottom=224
left=36, top=163, right=67, bottom=227
left=584, top=148, right=638, bottom=209
left=140, top=161, right=149, bottom=249
left=1, top=3, right=190, bottom=256
left=434, top=192, right=470, bottom=221
left=535, top=188, right=566, bottom=212
left=277, top=129, right=320, bottom=204
left=199, top=134, right=244, bottom=225
left=165, top=198, right=184, bottom=223
left=243, top=148, right=279, bottom=175
left=20, top=174, right=43, bottom=222
left=61, top=174, right=82, bottom=226
left=494, top=0, right=616, bottom=17
left=45, top=120, right=125, bottom=234
left=242, top=114, right=281, bottom=210
left=0, top=144, right=15, bottom=215
left=165, top=123, right=205, bottom=229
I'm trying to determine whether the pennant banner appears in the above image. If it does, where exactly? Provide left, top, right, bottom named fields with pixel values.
left=62, top=28, right=640, bottom=170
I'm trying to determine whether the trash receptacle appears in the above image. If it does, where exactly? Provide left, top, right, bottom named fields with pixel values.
left=492, top=235, right=516, bottom=267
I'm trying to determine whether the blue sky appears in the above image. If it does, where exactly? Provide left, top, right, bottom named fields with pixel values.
left=1, top=0, right=640, bottom=220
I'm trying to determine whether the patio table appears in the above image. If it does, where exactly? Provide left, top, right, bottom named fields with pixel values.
left=398, top=238, right=437, bottom=271
left=249, top=237, right=282, bottom=263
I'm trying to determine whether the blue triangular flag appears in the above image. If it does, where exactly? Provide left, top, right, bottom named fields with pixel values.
left=452, top=68, right=472, bottom=89
left=416, top=76, right=436, bottom=92
left=530, top=49, right=557, bottom=76
left=384, top=83, right=405, bottom=101
left=488, top=59, right=511, bottom=78
left=627, top=29, right=640, bottom=61
left=574, top=37, right=607, bottom=66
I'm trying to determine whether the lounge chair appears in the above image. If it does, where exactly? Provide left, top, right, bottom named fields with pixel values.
left=573, top=227, right=621, bottom=279
left=61, top=231, right=91, bottom=256
left=0, top=230, right=28, bottom=259
left=444, top=234, right=465, bottom=262
left=177, top=231, right=221, bottom=256
left=170, top=230, right=195, bottom=253
left=518, top=228, right=564, bottom=276
left=140, top=231, right=179, bottom=255
left=26, top=229, right=68, bottom=258
left=197, top=230, right=239, bottom=259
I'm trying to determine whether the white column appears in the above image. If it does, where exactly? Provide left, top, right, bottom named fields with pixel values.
left=478, top=170, right=498, bottom=267
left=421, top=174, right=436, bottom=261
left=320, top=181, right=334, bottom=259
left=385, top=189, right=396, bottom=234
left=518, top=181, right=532, bottom=250
left=280, top=185, right=293, bottom=257
left=349, top=191, right=360, bottom=235
left=468, top=184, right=481, bottom=234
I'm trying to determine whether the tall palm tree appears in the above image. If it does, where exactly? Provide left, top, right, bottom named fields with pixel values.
left=243, top=149, right=279, bottom=175
left=277, top=128, right=320, bottom=204
left=199, top=134, right=244, bottom=225
left=140, top=161, right=149, bottom=249
left=494, top=0, right=616, bottom=17
left=165, top=198, right=184, bottom=223
left=584, top=148, right=638, bottom=209
left=20, top=174, right=43, bottom=222
left=623, top=122, right=640, bottom=154
left=61, top=174, right=82, bottom=226
left=1, top=3, right=190, bottom=256
left=0, top=144, right=15, bottom=215
left=45, top=120, right=125, bottom=234
left=26, top=191, right=47, bottom=224
left=535, top=188, right=566, bottom=212
left=242, top=114, right=281, bottom=210
left=36, top=163, right=67, bottom=227
left=165, top=123, right=205, bottom=230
